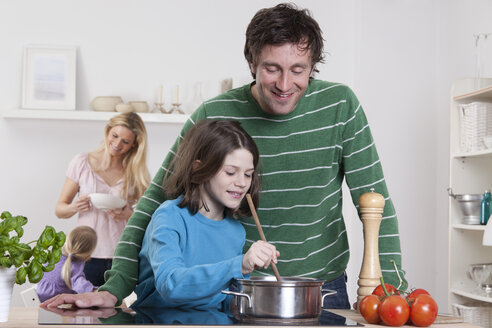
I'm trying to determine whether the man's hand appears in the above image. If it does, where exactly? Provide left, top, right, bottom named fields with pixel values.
left=40, top=291, right=118, bottom=309
left=41, top=305, right=117, bottom=319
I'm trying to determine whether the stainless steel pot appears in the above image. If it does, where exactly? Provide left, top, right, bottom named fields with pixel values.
left=448, top=187, right=482, bottom=224
left=221, top=276, right=336, bottom=319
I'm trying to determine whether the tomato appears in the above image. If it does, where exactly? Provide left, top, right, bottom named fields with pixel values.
left=407, top=288, right=430, bottom=301
left=372, top=283, right=398, bottom=298
left=379, top=295, right=410, bottom=327
left=359, top=295, right=381, bottom=324
left=409, top=294, right=438, bottom=327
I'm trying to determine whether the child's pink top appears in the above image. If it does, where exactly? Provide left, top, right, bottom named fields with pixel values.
left=66, top=152, right=129, bottom=258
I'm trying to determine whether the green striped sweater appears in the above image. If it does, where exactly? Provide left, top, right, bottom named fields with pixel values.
left=100, top=80, right=406, bottom=304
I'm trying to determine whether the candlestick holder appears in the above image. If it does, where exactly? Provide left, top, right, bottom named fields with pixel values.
left=168, top=103, right=185, bottom=114
left=154, top=102, right=168, bottom=114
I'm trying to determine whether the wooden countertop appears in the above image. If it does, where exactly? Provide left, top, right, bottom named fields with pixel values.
left=329, top=309, right=478, bottom=327
left=0, top=307, right=481, bottom=327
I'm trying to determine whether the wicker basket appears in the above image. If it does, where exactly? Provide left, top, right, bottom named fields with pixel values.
left=459, top=102, right=492, bottom=153
left=452, top=302, right=492, bottom=327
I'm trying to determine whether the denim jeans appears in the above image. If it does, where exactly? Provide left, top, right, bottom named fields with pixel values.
left=322, top=272, right=350, bottom=309
left=83, top=258, right=112, bottom=287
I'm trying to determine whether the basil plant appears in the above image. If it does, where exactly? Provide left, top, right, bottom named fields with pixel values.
left=0, top=211, right=66, bottom=284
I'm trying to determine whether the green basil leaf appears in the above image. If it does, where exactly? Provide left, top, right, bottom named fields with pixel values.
left=0, top=256, right=11, bottom=267
left=1, top=211, right=12, bottom=220
left=12, top=255, right=23, bottom=267
left=55, top=231, right=66, bottom=248
left=42, top=263, right=55, bottom=272
left=15, top=267, right=27, bottom=284
left=27, top=261, right=43, bottom=283
left=14, top=215, right=27, bottom=227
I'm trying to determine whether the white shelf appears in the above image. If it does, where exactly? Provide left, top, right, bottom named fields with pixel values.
left=449, top=78, right=492, bottom=312
left=453, top=149, right=492, bottom=159
left=452, top=78, right=492, bottom=102
left=453, top=224, right=486, bottom=231
left=451, top=287, right=492, bottom=303
left=454, top=85, right=492, bottom=102
left=1, top=108, right=189, bottom=124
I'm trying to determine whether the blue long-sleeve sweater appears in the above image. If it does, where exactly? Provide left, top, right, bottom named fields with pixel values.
left=132, top=198, right=246, bottom=310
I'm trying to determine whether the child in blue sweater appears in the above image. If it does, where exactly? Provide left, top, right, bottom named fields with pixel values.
left=132, top=120, right=278, bottom=310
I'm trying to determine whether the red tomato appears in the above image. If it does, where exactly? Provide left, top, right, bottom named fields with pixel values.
left=372, top=283, right=398, bottom=298
left=409, top=294, right=438, bottom=327
left=359, top=295, right=381, bottom=324
left=379, top=295, right=410, bottom=327
left=407, top=288, right=430, bottom=301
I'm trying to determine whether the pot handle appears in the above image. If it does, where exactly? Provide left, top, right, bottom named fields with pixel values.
left=321, top=289, right=337, bottom=303
left=447, top=187, right=456, bottom=199
left=221, top=290, right=252, bottom=308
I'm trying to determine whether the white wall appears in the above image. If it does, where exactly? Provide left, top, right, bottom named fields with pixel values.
left=0, top=0, right=356, bottom=307
left=1, top=0, right=490, bottom=312
left=354, top=0, right=439, bottom=304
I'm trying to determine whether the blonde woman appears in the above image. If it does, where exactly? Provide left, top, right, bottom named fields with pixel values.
left=37, top=226, right=98, bottom=302
left=55, top=112, right=150, bottom=286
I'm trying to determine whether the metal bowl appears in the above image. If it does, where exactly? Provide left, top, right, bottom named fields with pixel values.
left=467, top=263, right=492, bottom=290
left=448, top=188, right=482, bottom=224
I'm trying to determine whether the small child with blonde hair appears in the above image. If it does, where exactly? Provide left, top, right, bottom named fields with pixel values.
left=37, top=226, right=98, bottom=302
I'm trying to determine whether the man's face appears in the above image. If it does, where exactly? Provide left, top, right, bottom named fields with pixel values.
left=250, top=43, right=313, bottom=116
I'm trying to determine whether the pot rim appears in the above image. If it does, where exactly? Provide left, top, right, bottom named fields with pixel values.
left=237, top=276, right=325, bottom=287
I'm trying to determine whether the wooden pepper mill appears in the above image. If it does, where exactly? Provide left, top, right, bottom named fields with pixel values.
left=357, top=188, right=385, bottom=308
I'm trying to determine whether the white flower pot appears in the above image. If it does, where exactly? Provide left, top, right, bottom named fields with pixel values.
left=0, top=267, right=16, bottom=322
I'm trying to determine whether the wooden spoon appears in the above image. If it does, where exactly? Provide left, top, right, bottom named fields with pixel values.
left=245, top=194, right=282, bottom=281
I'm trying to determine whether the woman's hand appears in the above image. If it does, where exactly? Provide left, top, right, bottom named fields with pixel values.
left=241, top=240, right=279, bottom=275
left=55, top=178, right=89, bottom=218
left=72, top=194, right=91, bottom=213
left=107, top=203, right=133, bottom=222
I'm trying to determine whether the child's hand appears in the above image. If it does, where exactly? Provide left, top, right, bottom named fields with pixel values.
left=241, top=240, right=279, bottom=275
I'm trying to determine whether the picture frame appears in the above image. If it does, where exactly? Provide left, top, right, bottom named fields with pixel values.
left=22, top=45, right=77, bottom=110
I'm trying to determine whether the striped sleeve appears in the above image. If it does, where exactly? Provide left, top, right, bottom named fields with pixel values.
left=341, top=89, right=406, bottom=289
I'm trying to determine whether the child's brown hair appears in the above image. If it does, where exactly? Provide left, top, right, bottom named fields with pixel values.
left=164, top=120, right=261, bottom=217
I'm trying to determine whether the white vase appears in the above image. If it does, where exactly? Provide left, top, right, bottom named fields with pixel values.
left=0, top=267, right=16, bottom=322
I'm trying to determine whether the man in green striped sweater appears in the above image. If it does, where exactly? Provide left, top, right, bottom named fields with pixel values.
left=43, top=3, right=406, bottom=310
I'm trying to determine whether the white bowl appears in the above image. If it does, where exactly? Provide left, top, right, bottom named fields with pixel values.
left=128, top=101, right=149, bottom=113
left=115, top=103, right=134, bottom=113
left=89, top=193, right=126, bottom=210
left=91, top=96, right=123, bottom=112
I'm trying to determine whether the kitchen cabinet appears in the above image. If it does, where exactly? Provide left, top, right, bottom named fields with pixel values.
left=2, top=108, right=189, bottom=124
left=449, top=78, right=492, bottom=310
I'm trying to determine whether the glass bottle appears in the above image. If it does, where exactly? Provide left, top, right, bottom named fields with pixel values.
left=480, top=189, right=492, bottom=225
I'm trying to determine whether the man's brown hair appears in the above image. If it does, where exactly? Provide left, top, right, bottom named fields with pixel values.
left=244, top=3, right=325, bottom=78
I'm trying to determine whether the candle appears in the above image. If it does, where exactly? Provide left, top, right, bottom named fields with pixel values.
left=158, top=85, right=163, bottom=103
left=174, top=85, right=179, bottom=104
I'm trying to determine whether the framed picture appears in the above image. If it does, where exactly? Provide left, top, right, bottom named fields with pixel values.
left=22, top=45, right=77, bottom=110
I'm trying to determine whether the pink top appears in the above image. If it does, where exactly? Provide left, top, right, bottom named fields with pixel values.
left=66, top=152, right=128, bottom=259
